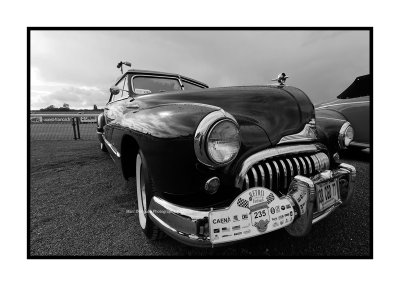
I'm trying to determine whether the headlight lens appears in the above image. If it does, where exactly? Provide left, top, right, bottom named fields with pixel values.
left=206, top=120, right=240, bottom=164
left=344, top=125, right=354, bottom=146
left=339, top=122, right=354, bottom=149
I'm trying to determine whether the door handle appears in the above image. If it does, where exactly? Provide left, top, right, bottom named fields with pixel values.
left=126, top=103, right=140, bottom=110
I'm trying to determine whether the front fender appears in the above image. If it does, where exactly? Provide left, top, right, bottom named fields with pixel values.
left=114, top=103, right=222, bottom=196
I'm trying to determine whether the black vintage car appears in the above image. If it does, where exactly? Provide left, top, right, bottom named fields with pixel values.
left=97, top=67, right=356, bottom=247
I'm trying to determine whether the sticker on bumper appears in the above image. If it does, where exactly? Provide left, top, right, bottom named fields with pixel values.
left=209, top=187, right=294, bottom=244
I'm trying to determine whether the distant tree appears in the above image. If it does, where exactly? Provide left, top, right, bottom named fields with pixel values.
left=93, top=104, right=98, bottom=110
left=62, top=103, right=70, bottom=110
left=43, top=105, right=56, bottom=110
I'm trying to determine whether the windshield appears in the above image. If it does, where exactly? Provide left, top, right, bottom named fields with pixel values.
left=183, top=80, right=204, bottom=90
left=132, top=76, right=182, bottom=95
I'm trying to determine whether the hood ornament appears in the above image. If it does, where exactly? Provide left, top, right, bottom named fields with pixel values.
left=271, top=73, right=289, bottom=86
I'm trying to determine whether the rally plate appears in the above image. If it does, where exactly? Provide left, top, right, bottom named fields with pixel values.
left=209, top=187, right=294, bottom=244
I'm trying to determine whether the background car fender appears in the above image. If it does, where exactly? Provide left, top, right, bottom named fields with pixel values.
left=315, top=109, right=348, bottom=154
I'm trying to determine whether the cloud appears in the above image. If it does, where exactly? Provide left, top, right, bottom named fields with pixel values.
left=31, top=86, right=108, bottom=110
left=30, top=30, right=369, bottom=109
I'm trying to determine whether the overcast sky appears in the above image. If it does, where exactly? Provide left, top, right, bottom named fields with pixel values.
left=30, top=30, right=369, bottom=109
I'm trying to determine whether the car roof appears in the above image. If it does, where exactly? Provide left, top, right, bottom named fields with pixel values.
left=337, top=74, right=371, bottom=99
left=126, top=69, right=209, bottom=88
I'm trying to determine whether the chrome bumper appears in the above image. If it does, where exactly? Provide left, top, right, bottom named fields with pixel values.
left=148, top=163, right=356, bottom=247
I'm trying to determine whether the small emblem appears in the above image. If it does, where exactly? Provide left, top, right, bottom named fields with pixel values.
left=255, top=219, right=269, bottom=233
left=232, top=225, right=240, bottom=230
left=237, top=197, right=249, bottom=209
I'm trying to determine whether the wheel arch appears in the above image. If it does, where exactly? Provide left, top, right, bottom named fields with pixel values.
left=120, top=134, right=140, bottom=180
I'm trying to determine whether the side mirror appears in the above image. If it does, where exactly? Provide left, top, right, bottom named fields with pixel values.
left=110, top=86, right=120, bottom=95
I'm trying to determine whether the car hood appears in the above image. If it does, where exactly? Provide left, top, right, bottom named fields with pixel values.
left=135, top=85, right=315, bottom=146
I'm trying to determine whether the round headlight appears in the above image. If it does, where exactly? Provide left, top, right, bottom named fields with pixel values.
left=339, top=122, right=354, bottom=149
left=206, top=119, right=240, bottom=164
left=344, top=126, right=354, bottom=146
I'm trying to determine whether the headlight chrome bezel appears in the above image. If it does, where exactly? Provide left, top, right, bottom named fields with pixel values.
left=194, top=110, right=241, bottom=167
left=338, top=121, right=354, bottom=149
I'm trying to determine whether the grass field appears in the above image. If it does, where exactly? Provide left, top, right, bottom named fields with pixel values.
left=29, top=140, right=371, bottom=257
left=30, top=123, right=97, bottom=140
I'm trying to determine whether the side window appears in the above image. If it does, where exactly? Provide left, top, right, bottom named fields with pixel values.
left=111, top=75, right=130, bottom=102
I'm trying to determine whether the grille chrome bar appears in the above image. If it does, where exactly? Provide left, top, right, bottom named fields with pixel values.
left=286, top=158, right=294, bottom=180
left=292, top=157, right=301, bottom=175
left=279, top=160, right=288, bottom=189
left=257, top=165, right=265, bottom=187
left=298, top=157, right=307, bottom=175
left=251, top=167, right=258, bottom=186
left=304, top=156, right=313, bottom=174
left=265, top=162, right=273, bottom=189
left=272, top=161, right=280, bottom=191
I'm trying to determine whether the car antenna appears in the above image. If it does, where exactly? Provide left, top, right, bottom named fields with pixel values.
left=116, top=61, right=132, bottom=74
left=271, top=73, right=289, bottom=86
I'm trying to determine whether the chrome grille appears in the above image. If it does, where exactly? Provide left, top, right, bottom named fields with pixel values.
left=242, top=151, right=330, bottom=195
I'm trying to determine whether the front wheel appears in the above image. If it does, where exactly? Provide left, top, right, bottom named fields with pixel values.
left=135, top=151, right=164, bottom=240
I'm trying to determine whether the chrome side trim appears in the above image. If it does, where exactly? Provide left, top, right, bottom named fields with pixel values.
left=102, top=135, right=121, bottom=157
left=315, top=101, right=369, bottom=110
left=315, top=116, right=346, bottom=122
left=235, top=143, right=327, bottom=188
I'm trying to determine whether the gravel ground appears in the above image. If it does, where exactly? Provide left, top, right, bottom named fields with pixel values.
left=29, top=140, right=371, bottom=257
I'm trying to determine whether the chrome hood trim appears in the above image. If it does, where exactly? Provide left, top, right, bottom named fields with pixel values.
left=278, top=119, right=317, bottom=145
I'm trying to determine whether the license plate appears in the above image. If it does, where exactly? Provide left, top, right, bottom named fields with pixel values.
left=209, top=187, right=294, bottom=244
left=316, top=179, right=339, bottom=211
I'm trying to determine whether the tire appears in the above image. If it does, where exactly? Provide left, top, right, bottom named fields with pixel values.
left=136, top=151, right=164, bottom=240
left=100, top=142, right=108, bottom=152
